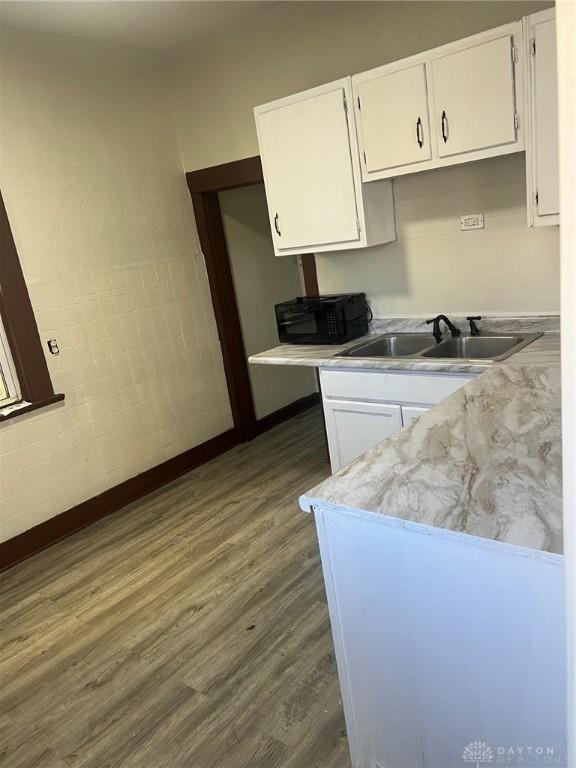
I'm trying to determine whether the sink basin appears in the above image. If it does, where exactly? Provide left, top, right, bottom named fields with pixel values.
left=337, top=331, right=541, bottom=361
left=420, top=333, right=541, bottom=361
left=338, top=333, right=435, bottom=358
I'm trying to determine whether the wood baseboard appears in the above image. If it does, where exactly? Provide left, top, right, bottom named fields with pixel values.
left=0, top=394, right=322, bottom=573
left=256, top=392, right=320, bottom=434
left=0, top=427, right=239, bottom=572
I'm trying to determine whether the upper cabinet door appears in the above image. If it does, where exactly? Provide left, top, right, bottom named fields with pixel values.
left=355, top=63, right=432, bottom=177
left=352, top=22, right=524, bottom=181
left=431, top=33, right=520, bottom=159
left=526, top=8, right=559, bottom=226
left=534, top=18, right=559, bottom=217
left=255, top=79, right=396, bottom=256
left=256, top=84, right=360, bottom=252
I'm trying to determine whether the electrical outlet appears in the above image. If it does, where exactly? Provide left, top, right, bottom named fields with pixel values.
left=460, top=212, right=485, bottom=231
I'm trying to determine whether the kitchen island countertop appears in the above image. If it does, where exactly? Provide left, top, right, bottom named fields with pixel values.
left=300, top=361, right=562, bottom=555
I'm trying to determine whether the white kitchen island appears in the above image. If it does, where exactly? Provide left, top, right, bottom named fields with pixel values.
left=299, top=363, right=565, bottom=768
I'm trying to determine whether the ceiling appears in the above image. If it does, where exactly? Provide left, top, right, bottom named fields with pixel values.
left=0, top=1, right=279, bottom=51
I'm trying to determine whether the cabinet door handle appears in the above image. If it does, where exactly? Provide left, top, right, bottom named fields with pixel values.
left=441, top=110, right=448, bottom=143
left=274, top=212, right=281, bottom=237
left=416, top=117, right=424, bottom=148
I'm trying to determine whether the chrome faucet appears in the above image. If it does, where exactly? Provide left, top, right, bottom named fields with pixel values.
left=426, top=314, right=461, bottom=344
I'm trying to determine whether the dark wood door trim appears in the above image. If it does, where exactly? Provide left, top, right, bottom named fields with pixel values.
left=301, top=254, right=319, bottom=297
left=186, top=156, right=263, bottom=194
left=186, top=156, right=318, bottom=443
left=191, top=190, right=257, bottom=442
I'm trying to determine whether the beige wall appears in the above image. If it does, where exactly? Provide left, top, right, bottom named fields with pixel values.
left=0, top=28, right=231, bottom=541
left=317, top=154, right=559, bottom=316
left=220, top=185, right=316, bottom=420
left=169, top=0, right=559, bottom=315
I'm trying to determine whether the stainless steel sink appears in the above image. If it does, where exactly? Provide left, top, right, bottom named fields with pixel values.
left=338, top=333, right=435, bottom=358
left=338, top=332, right=541, bottom=362
left=420, top=333, right=541, bottom=361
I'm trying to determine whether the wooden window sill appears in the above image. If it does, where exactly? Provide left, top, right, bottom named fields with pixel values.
left=0, top=393, right=65, bottom=423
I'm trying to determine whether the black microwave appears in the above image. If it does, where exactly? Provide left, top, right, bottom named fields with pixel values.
left=275, top=293, right=370, bottom=345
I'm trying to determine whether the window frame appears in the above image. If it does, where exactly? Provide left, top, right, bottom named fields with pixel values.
left=0, top=315, right=20, bottom=405
left=0, top=189, right=64, bottom=422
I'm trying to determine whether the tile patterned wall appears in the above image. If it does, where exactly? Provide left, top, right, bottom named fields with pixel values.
left=0, top=29, right=232, bottom=541
left=0, top=253, right=232, bottom=541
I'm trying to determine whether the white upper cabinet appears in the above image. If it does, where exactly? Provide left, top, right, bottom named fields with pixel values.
left=525, top=7, right=559, bottom=226
left=255, top=78, right=396, bottom=256
left=355, top=63, right=432, bottom=177
left=256, top=86, right=359, bottom=250
left=431, top=33, right=519, bottom=159
left=353, top=21, right=525, bottom=181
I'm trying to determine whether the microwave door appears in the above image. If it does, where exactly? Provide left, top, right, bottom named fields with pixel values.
left=279, top=311, right=317, bottom=335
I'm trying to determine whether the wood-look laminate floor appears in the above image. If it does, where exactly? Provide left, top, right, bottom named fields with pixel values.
left=0, top=408, right=351, bottom=768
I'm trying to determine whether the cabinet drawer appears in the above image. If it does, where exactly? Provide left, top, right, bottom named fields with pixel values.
left=319, top=368, right=472, bottom=405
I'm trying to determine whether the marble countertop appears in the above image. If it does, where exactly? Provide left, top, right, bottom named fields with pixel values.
left=249, top=316, right=560, bottom=374
left=251, top=315, right=562, bottom=555
left=300, top=362, right=562, bottom=555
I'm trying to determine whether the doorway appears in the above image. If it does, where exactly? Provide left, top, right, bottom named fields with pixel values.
left=186, top=157, right=320, bottom=443
left=219, top=184, right=316, bottom=422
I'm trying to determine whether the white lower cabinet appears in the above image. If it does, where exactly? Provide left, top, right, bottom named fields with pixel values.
left=320, top=368, right=472, bottom=473
left=324, top=399, right=403, bottom=473
left=401, top=405, right=430, bottom=427
left=314, top=506, right=565, bottom=768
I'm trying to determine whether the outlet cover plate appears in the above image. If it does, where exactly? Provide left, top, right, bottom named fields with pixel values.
left=460, top=212, right=485, bottom=230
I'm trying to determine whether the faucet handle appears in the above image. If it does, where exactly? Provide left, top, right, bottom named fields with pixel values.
left=426, top=316, right=442, bottom=343
left=467, top=316, right=482, bottom=336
